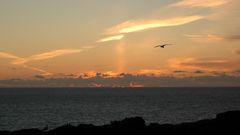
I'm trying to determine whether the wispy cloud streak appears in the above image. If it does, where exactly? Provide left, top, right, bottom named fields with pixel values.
left=0, top=49, right=82, bottom=76
left=97, top=16, right=203, bottom=43
left=11, top=49, right=82, bottom=65
left=106, top=16, right=204, bottom=35
left=170, top=0, right=227, bottom=8
left=168, top=57, right=240, bottom=72
left=29, top=49, right=82, bottom=61
left=98, top=35, right=124, bottom=42
left=185, top=34, right=240, bottom=42
left=0, top=52, right=20, bottom=59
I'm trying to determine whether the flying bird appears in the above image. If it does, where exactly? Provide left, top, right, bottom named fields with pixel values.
left=154, top=44, right=173, bottom=48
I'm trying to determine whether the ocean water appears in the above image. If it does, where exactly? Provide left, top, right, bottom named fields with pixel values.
left=0, top=87, right=240, bottom=131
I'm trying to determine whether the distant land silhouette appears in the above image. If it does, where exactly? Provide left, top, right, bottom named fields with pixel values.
left=1, top=110, right=240, bottom=135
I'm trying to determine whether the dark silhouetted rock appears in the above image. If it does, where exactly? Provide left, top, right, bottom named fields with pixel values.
left=110, top=117, right=145, bottom=128
left=1, top=110, right=240, bottom=135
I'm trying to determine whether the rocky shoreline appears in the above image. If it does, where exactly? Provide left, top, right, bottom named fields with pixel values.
left=1, top=110, right=240, bottom=135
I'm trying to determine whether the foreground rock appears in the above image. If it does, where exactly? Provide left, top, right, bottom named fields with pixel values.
left=1, top=111, right=240, bottom=135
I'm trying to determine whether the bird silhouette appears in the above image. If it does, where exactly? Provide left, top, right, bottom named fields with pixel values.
left=154, top=44, right=173, bottom=48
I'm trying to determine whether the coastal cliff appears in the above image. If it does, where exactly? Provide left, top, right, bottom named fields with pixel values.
left=1, top=110, right=240, bottom=135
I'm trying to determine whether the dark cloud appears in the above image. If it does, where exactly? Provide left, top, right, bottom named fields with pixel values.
left=194, top=70, right=205, bottom=74
left=235, top=49, right=240, bottom=55
left=96, top=72, right=102, bottom=77
left=224, top=35, right=240, bottom=41
left=33, top=75, right=45, bottom=79
left=210, top=71, right=227, bottom=76
left=9, top=78, right=22, bottom=81
left=11, top=67, right=17, bottom=70
left=1, top=73, right=240, bottom=87
left=173, top=70, right=188, bottom=73
left=235, top=70, right=240, bottom=73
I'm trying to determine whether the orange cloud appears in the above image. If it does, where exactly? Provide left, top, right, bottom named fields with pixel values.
left=129, top=82, right=144, bottom=88
left=82, top=71, right=98, bottom=78
left=137, top=69, right=164, bottom=76
left=92, top=83, right=104, bottom=88
left=81, top=71, right=123, bottom=78
left=103, top=71, right=121, bottom=77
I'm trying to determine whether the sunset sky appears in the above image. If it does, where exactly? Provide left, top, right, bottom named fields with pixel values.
left=0, top=0, right=240, bottom=87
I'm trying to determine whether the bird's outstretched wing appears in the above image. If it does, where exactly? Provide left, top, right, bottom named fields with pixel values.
left=154, top=44, right=173, bottom=48
left=154, top=45, right=161, bottom=48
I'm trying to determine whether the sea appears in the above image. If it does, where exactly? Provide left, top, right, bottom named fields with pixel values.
left=0, top=87, right=240, bottom=131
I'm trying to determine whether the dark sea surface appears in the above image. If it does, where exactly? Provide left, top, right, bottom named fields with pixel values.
left=0, top=87, right=240, bottom=131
